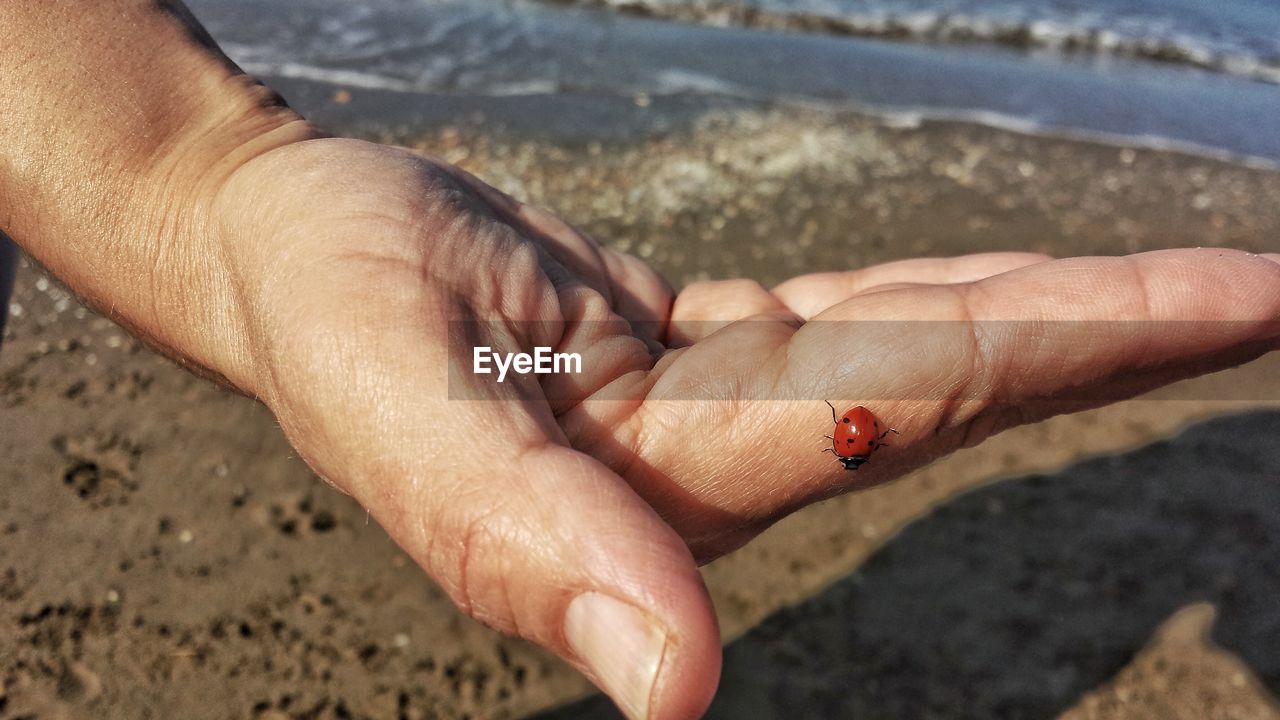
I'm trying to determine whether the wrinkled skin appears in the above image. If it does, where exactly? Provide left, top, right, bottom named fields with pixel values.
left=196, top=137, right=1280, bottom=718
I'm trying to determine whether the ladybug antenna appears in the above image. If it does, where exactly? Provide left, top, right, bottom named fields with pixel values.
left=824, top=400, right=837, bottom=424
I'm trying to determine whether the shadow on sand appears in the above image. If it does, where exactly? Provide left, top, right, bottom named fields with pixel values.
left=538, top=409, right=1280, bottom=719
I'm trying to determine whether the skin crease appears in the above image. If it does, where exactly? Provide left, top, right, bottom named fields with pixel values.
left=3, top=4, right=1280, bottom=719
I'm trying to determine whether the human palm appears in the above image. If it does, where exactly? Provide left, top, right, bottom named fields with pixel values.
left=212, top=138, right=1280, bottom=719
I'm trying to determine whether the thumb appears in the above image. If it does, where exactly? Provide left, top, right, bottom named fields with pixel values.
left=367, top=434, right=722, bottom=719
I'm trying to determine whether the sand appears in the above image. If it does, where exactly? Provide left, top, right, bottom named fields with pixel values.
left=2, top=89, right=1279, bottom=718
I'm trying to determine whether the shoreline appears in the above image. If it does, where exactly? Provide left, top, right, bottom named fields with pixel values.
left=280, top=80, right=1280, bottom=290
left=193, top=0, right=1280, bottom=163
left=271, top=74, right=1280, bottom=171
left=540, top=0, right=1280, bottom=86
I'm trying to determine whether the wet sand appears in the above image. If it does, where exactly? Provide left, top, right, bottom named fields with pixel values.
left=2, top=85, right=1280, bottom=718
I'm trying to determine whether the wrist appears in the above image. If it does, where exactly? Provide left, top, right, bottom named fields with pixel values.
left=127, top=95, right=320, bottom=393
left=0, top=1, right=319, bottom=391
left=78, top=79, right=320, bottom=396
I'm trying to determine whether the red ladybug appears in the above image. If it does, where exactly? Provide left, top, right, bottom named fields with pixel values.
left=824, top=401, right=897, bottom=470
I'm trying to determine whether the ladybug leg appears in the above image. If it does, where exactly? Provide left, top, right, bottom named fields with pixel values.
left=824, top=400, right=838, bottom=424
left=879, top=427, right=899, bottom=440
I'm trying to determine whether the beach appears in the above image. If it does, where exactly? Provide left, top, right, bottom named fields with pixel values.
left=3, top=1, right=1280, bottom=717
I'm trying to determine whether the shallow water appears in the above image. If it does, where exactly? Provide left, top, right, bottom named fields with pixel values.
left=556, top=0, right=1280, bottom=84
left=189, top=0, right=1280, bottom=163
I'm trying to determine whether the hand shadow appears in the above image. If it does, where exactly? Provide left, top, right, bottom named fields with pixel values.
left=0, top=232, right=16, bottom=343
left=538, top=409, right=1280, bottom=719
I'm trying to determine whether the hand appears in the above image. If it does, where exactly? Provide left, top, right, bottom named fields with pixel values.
left=210, top=138, right=717, bottom=720
left=10, top=3, right=1273, bottom=713
left=631, top=247, right=1280, bottom=556
left=201, top=138, right=1280, bottom=720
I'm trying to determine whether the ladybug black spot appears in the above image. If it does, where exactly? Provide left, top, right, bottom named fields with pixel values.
left=846, top=438, right=854, bottom=444
left=843, top=418, right=851, bottom=424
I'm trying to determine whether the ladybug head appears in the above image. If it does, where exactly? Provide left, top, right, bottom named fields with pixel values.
left=839, top=455, right=868, bottom=471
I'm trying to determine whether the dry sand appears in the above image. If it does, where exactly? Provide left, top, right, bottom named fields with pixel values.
left=2, top=99, right=1279, bottom=718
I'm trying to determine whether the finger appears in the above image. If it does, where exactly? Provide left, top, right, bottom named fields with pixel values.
left=1003, top=335, right=1279, bottom=422
left=259, top=286, right=720, bottom=720
left=949, top=248, right=1280, bottom=427
left=438, top=161, right=676, bottom=344
left=295, top=396, right=720, bottom=720
left=421, top=442, right=722, bottom=720
left=773, top=252, right=1052, bottom=318
left=668, top=278, right=797, bottom=346
left=536, top=280, right=663, bottom=415
left=438, top=163, right=617, bottom=301
left=810, top=248, right=1280, bottom=428
left=962, top=246, right=1280, bottom=366
left=599, top=247, right=676, bottom=346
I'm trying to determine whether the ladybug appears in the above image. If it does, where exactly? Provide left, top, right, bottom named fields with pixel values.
left=823, top=401, right=898, bottom=470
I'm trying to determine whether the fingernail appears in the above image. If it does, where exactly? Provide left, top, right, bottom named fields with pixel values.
left=565, top=592, right=667, bottom=720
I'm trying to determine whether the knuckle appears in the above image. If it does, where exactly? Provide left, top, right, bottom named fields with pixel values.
left=935, top=284, right=995, bottom=425
left=672, top=279, right=773, bottom=322
left=683, top=278, right=767, bottom=300
left=424, top=491, right=525, bottom=631
left=557, top=283, right=617, bottom=329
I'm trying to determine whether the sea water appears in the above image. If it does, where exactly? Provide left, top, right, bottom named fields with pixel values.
left=188, top=0, right=1280, bottom=163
